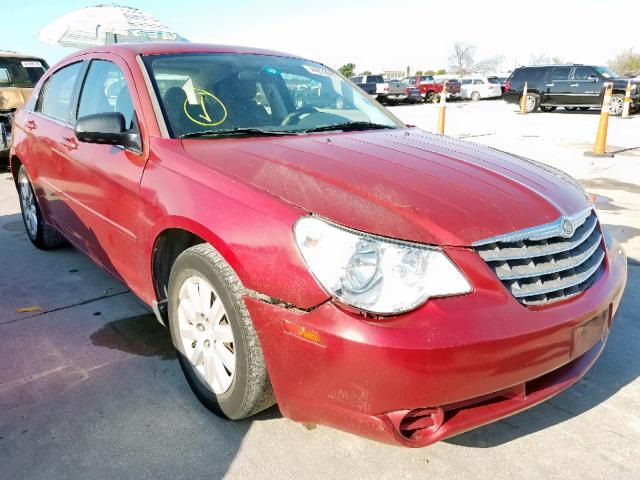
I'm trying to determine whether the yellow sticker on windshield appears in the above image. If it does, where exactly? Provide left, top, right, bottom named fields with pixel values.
left=183, top=88, right=228, bottom=126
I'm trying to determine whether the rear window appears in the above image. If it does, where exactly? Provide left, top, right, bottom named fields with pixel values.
left=368, top=75, right=384, bottom=83
left=0, top=57, right=48, bottom=88
left=511, top=67, right=546, bottom=82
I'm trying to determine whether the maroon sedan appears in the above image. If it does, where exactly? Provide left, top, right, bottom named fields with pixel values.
left=9, top=43, right=627, bottom=447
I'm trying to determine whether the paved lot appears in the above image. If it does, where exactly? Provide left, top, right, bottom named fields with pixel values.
left=1, top=101, right=639, bottom=479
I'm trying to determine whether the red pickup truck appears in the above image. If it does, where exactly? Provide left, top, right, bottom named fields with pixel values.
left=404, top=76, right=461, bottom=102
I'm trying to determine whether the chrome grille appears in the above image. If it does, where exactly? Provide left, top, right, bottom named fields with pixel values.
left=474, top=208, right=605, bottom=306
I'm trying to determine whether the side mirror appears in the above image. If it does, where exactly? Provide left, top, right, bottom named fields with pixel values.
left=75, top=112, right=140, bottom=151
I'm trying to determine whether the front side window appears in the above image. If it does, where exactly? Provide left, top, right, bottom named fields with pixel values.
left=143, top=53, right=402, bottom=138
left=40, top=62, right=83, bottom=123
left=77, top=60, right=137, bottom=130
left=573, top=67, right=597, bottom=80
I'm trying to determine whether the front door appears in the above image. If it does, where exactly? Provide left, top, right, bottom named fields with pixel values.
left=544, top=66, right=573, bottom=105
left=569, top=66, right=602, bottom=106
left=61, top=55, right=149, bottom=293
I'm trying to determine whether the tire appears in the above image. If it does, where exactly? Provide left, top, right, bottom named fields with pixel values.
left=523, top=93, right=540, bottom=113
left=578, top=107, right=590, bottom=111
left=539, top=105, right=557, bottom=112
left=565, top=107, right=578, bottom=111
left=424, top=91, right=435, bottom=103
left=609, top=95, right=624, bottom=116
left=470, top=91, right=481, bottom=101
left=17, top=166, right=67, bottom=250
left=168, top=243, right=274, bottom=420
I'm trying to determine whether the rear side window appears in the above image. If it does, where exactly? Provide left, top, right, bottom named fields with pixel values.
left=473, top=79, right=484, bottom=85
left=549, top=67, right=572, bottom=81
left=368, top=75, right=384, bottom=83
left=77, top=60, right=136, bottom=130
left=39, top=62, right=83, bottom=123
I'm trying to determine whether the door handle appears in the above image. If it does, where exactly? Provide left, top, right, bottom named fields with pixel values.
left=570, top=83, right=579, bottom=87
left=62, top=136, right=79, bottom=150
left=25, top=119, right=36, bottom=130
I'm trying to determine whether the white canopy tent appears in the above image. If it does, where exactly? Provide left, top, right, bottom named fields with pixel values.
left=38, top=4, right=187, bottom=48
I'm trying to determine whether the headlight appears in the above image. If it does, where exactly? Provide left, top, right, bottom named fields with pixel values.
left=293, top=216, right=472, bottom=314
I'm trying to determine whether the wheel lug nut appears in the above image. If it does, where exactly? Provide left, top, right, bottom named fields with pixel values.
left=204, top=340, right=211, bottom=348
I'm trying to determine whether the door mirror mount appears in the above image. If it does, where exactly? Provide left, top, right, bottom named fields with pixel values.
left=75, top=112, right=141, bottom=151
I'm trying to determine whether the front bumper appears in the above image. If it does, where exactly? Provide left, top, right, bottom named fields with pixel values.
left=246, top=237, right=627, bottom=447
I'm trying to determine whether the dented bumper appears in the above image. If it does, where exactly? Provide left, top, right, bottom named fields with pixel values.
left=245, top=241, right=627, bottom=447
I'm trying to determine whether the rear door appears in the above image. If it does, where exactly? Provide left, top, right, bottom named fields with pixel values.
left=28, top=61, right=86, bottom=228
left=62, top=55, right=150, bottom=291
left=545, top=67, right=573, bottom=105
left=569, top=66, right=601, bottom=106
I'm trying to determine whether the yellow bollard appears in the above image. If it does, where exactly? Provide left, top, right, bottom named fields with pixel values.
left=520, top=81, right=528, bottom=114
left=436, top=84, right=447, bottom=135
left=622, top=80, right=632, bottom=118
left=585, top=82, right=615, bottom=158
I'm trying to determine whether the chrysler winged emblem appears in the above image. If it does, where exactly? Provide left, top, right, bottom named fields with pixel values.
left=561, top=217, right=574, bottom=237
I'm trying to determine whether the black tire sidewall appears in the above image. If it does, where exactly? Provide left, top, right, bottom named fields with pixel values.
left=168, top=250, right=251, bottom=419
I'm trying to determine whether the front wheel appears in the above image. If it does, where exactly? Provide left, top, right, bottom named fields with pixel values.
left=17, top=166, right=67, bottom=250
left=609, top=95, right=624, bottom=116
left=565, top=107, right=578, bottom=111
left=470, top=91, right=481, bottom=101
left=539, top=105, right=557, bottom=112
left=168, top=243, right=274, bottom=420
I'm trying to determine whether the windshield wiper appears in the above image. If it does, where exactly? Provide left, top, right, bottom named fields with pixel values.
left=180, top=127, right=299, bottom=139
left=302, top=122, right=397, bottom=134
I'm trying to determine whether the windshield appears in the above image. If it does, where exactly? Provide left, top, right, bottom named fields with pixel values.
left=143, top=53, right=402, bottom=138
left=0, top=58, right=48, bottom=88
left=594, top=66, right=622, bottom=79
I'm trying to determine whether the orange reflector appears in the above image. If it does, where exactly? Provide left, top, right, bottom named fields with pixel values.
left=281, top=320, right=324, bottom=345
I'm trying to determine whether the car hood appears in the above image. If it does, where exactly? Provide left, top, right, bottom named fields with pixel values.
left=0, top=87, right=33, bottom=110
left=182, top=129, right=589, bottom=246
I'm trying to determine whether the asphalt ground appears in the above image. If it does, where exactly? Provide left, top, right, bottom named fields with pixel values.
left=1, top=100, right=639, bottom=479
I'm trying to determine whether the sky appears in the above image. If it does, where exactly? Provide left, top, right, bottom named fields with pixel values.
left=1, top=0, right=638, bottom=75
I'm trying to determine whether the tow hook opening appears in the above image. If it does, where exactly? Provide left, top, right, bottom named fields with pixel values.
left=385, top=407, right=445, bottom=441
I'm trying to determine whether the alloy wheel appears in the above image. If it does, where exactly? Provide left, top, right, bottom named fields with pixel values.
left=609, top=96, right=624, bottom=115
left=177, top=275, right=236, bottom=394
left=525, top=95, right=537, bottom=112
left=19, top=173, right=38, bottom=238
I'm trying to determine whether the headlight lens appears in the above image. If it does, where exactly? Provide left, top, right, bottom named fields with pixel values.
left=293, top=216, right=472, bottom=314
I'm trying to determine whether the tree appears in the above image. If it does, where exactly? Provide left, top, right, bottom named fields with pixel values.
left=530, top=53, right=563, bottom=65
left=448, top=42, right=503, bottom=75
left=436, top=69, right=446, bottom=75
left=360, top=70, right=372, bottom=76
left=425, top=69, right=436, bottom=76
left=338, top=63, right=355, bottom=78
left=415, top=70, right=423, bottom=76
left=609, top=48, right=640, bottom=76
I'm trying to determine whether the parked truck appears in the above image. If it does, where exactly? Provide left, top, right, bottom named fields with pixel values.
left=350, top=74, right=408, bottom=104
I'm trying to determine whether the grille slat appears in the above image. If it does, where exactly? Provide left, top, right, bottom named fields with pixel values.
left=474, top=210, right=605, bottom=306
left=476, top=214, right=598, bottom=262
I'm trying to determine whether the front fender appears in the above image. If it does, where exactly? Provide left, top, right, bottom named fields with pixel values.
left=140, top=139, right=329, bottom=310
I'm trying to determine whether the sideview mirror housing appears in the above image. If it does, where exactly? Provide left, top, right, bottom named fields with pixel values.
left=75, top=112, right=140, bottom=151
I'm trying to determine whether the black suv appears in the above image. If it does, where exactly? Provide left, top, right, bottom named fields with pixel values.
left=504, top=65, right=639, bottom=115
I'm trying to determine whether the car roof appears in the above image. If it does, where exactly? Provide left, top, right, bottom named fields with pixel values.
left=66, top=42, right=303, bottom=60
left=0, top=50, right=46, bottom=60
